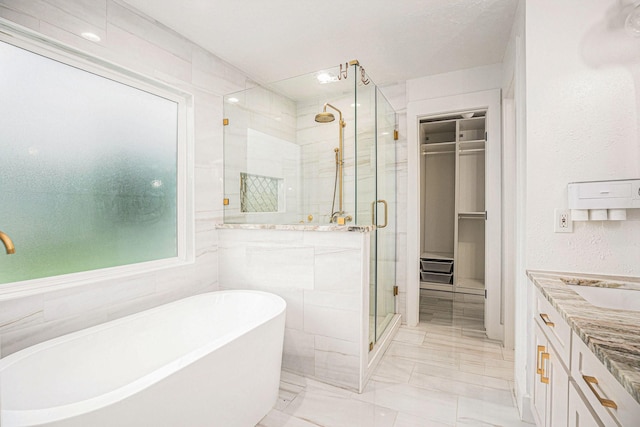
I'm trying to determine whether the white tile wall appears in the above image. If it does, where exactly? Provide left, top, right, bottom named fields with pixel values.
left=0, top=0, right=251, bottom=357
left=218, top=228, right=369, bottom=391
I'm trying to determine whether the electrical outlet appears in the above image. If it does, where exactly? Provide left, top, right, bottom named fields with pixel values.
left=554, top=209, right=573, bottom=233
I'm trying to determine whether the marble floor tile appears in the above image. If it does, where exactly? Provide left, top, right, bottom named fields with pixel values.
left=408, top=370, right=515, bottom=407
left=502, top=347, right=515, bottom=361
left=456, top=397, right=530, bottom=426
left=279, top=370, right=309, bottom=388
left=355, top=380, right=458, bottom=425
left=459, top=351, right=514, bottom=366
left=461, top=329, right=492, bottom=340
left=257, top=409, right=321, bottom=427
left=392, top=412, right=454, bottom=427
left=257, top=289, right=532, bottom=427
left=386, top=341, right=459, bottom=369
left=283, top=386, right=398, bottom=427
left=412, top=362, right=510, bottom=391
left=392, top=328, right=426, bottom=345
left=425, top=340, right=502, bottom=361
left=459, top=362, right=515, bottom=381
left=274, top=381, right=305, bottom=411
left=371, top=356, right=416, bottom=383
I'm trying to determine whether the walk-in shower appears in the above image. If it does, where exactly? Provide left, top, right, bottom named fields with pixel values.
left=223, top=60, right=397, bottom=354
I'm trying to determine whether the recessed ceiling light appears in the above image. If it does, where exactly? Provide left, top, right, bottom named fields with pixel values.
left=227, top=97, right=239, bottom=103
left=80, top=32, right=101, bottom=42
left=316, top=72, right=337, bottom=84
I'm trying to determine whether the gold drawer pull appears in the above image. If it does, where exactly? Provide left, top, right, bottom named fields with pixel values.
left=539, top=313, right=555, bottom=327
left=536, top=345, right=545, bottom=374
left=540, top=352, right=550, bottom=384
left=583, top=375, right=618, bottom=409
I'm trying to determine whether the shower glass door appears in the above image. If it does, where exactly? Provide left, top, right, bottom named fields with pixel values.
left=375, top=88, right=396, bottom=341
left=355, top=65, right=396, bottom=349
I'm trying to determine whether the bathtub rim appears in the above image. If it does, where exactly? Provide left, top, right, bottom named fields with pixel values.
left=0, top=289, right=286, bottom=426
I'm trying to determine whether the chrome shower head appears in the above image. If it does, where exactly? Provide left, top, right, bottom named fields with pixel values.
left=314, top=111, right=335, bottom=123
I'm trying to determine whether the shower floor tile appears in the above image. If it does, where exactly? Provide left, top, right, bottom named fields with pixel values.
left=257, top=289, right=531, bottom=427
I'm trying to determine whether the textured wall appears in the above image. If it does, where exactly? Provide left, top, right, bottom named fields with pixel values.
left=526, top=0, right=640, bottom=275
left=0, top=0, right=250, bottom=356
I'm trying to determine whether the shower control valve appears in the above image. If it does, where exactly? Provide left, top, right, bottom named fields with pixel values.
left=337, top=215, right=353, bottom=225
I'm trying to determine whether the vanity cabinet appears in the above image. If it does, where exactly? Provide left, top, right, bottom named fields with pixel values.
left=532, top=290, right=570, bottom=427
left=529, top=277, right=640, bottom=427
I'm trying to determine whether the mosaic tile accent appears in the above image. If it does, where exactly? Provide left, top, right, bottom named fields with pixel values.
left=240, top=172, right=280, bottom=213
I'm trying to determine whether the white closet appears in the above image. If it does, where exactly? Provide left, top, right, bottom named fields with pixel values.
left=420, top=112, right=486, bottom=295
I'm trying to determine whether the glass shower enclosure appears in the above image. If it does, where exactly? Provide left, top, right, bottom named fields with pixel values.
left=223, top=61, right=397, bottom=350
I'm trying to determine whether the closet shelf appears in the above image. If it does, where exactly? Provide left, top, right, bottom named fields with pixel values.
left=421, top=142, right=456, bottom=154
left=456, top=278, right=485, bottom=290
left=421, top=251, right=454, bottom=260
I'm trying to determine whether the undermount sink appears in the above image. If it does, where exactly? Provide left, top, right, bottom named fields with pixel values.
left=567, top=284, right=640, bottom=312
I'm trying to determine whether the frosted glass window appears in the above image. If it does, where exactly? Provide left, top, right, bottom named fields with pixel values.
left=0, top=41, right=179, bottom=284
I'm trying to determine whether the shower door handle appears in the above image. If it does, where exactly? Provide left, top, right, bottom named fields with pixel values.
left=371, top=200, right=388, bottom=228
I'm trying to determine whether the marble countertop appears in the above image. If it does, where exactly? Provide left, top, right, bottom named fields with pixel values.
left=215, top=223, right=375, bottom=232
left=527, top=270, right=640, bottom=405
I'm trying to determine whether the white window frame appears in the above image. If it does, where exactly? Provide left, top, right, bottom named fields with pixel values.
left=0, top=19, right=195, bottom=299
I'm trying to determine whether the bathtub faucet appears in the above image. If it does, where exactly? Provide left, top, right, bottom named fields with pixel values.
left=0, top=230, right=15, bottom=254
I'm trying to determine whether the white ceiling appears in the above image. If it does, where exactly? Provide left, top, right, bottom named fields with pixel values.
left=121, top=0, right=518, bottom=87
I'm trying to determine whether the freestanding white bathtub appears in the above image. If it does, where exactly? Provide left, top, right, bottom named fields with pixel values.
left=0, top=290, right=286, bottom=427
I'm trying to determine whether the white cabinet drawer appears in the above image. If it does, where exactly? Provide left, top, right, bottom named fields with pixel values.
left=535, top=290, right=572, bottom=366
left=571, top=331, right=640, bottom=427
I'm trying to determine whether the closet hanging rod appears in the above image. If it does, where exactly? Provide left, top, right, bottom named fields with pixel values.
left=421, top=141, right=456, bottom=147
left=458, top=214, right=486, bottom=220
left=458, top=148, right=485, bottom=154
